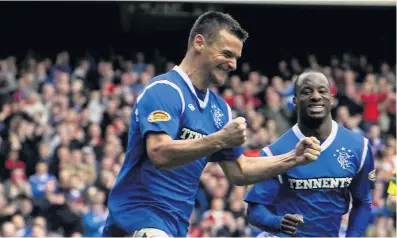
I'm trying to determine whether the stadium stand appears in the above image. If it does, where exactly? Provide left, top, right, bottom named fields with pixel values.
left=0, top=50, right=395, bottom=237
left=0, top=2, right=395, bottom=238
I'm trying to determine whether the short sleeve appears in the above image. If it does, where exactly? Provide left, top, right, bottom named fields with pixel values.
left=137, top=80, right=184, bottom=139
left=207, top=103, right=243, bottom=162
left=207, top=147, right=244, bottom=162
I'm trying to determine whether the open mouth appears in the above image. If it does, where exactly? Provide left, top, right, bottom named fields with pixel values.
left=308, top=104, right=325, bottom=113
left=216, top=67, right=228, bottom=77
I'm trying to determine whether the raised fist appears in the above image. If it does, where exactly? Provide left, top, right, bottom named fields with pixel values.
left=295, top=137, right=321, bottom=166
left=280, top=214, right=304, bottom=236
left=218, top=117, right=247, bottom=148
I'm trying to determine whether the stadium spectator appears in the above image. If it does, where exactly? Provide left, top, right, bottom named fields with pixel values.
left=1, top=222, right=17, bottom=237
left=29, top=160, right=56, bottom=199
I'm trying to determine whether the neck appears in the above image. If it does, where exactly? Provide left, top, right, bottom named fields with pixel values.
left=178, top=52, right=208, bottom=91
left=297, top=116, right=333, bottom=140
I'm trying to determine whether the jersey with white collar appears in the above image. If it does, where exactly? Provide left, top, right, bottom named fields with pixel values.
left=105, top=66, right=242, bottom=237
left=245, top=121, right=375, bottom=237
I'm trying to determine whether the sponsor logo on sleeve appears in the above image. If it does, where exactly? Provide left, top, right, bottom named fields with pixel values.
left=148, top=110, right=171, bottom=122
left=368, top=169, right=376, bottom=181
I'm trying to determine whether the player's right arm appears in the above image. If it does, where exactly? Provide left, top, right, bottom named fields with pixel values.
left=246, top=180, right=283, bottom=234
left=346, top=138, right=375, bottom=237
left=139, top=80, right=245, bottom=170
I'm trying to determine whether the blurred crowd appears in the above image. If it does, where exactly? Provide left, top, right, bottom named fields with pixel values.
left=0, top=50, right=395, bottom=237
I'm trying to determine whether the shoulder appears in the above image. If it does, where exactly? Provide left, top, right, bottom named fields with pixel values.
left=137, top=73, right=185, bottom=103
left=144, top=72, right=182, bottom=92
left=263, top=129, right=297, bottom=156
left=334, top=124, right=372, bottom=173
left=336, top=124, right=370, bottom=161
left=337, top=124, right=367, bottom=147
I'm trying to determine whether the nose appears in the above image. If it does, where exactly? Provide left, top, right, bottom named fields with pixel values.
left=228, top=58, right=237, bottom=71
left=311, top=90, right=322, bottom=100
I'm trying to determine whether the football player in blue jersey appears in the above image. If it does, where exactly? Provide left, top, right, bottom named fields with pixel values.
left=246, top=71, right=375, bottom=237
left=102, top=12, right=322, bottom=237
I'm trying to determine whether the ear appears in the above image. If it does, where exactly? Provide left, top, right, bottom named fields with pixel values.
left=193, top=34, right=206, bottom=53
left=330, top=94, right=336, bottom=107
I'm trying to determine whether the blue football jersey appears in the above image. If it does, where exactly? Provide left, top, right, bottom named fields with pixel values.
left=105, top=66, right=242, bottom=237
left=245, top=120, right=375, bottom=237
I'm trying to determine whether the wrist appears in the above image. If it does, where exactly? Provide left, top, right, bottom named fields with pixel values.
left=291, top=148, right=310, bottom=166
left=210, top=130, right=227, bottom=150
left=265, top=214, right=284, bottom=232
left=275, top=215, right=284, bottom=231
left=284, top=150, right=298, bottom=166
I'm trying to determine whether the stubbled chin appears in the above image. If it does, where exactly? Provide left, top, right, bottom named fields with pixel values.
left=212, top=70, right=227, bottom=85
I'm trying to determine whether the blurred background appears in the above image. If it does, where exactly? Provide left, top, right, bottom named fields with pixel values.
left=0, top=1, right=395, bottom=237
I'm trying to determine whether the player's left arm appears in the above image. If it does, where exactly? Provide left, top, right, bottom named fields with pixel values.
left=217, top=137, right=320, bottom=186
left=212, top=104, right=320, bottom=186
left=218, top=151, right=295, bottom=186
left=346, top=139, right=375, bottom=237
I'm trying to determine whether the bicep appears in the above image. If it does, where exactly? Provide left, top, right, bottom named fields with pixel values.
left=145, top=132, right=174, bottom=159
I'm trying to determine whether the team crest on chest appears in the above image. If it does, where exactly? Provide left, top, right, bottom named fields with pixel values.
left=333, top=147, right=354, bottom=169
left=210, top=104, right=224, bottom=129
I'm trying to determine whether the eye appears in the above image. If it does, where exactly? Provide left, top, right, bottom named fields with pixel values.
left=222, top=50, right=235, bottom=59
left=223, top=52, right=233, bottom=58
left=302, top=89, right=311, bottom=95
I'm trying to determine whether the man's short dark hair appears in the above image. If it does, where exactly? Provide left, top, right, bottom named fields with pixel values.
left=188, top=11, right=249, bottom=47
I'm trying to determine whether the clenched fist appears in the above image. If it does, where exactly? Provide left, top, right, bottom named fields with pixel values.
left=217, top=117, right=247, bottom=148
left=280, top=214, right=304, bottom=236
left=295, top=137, right=321, bottom=166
